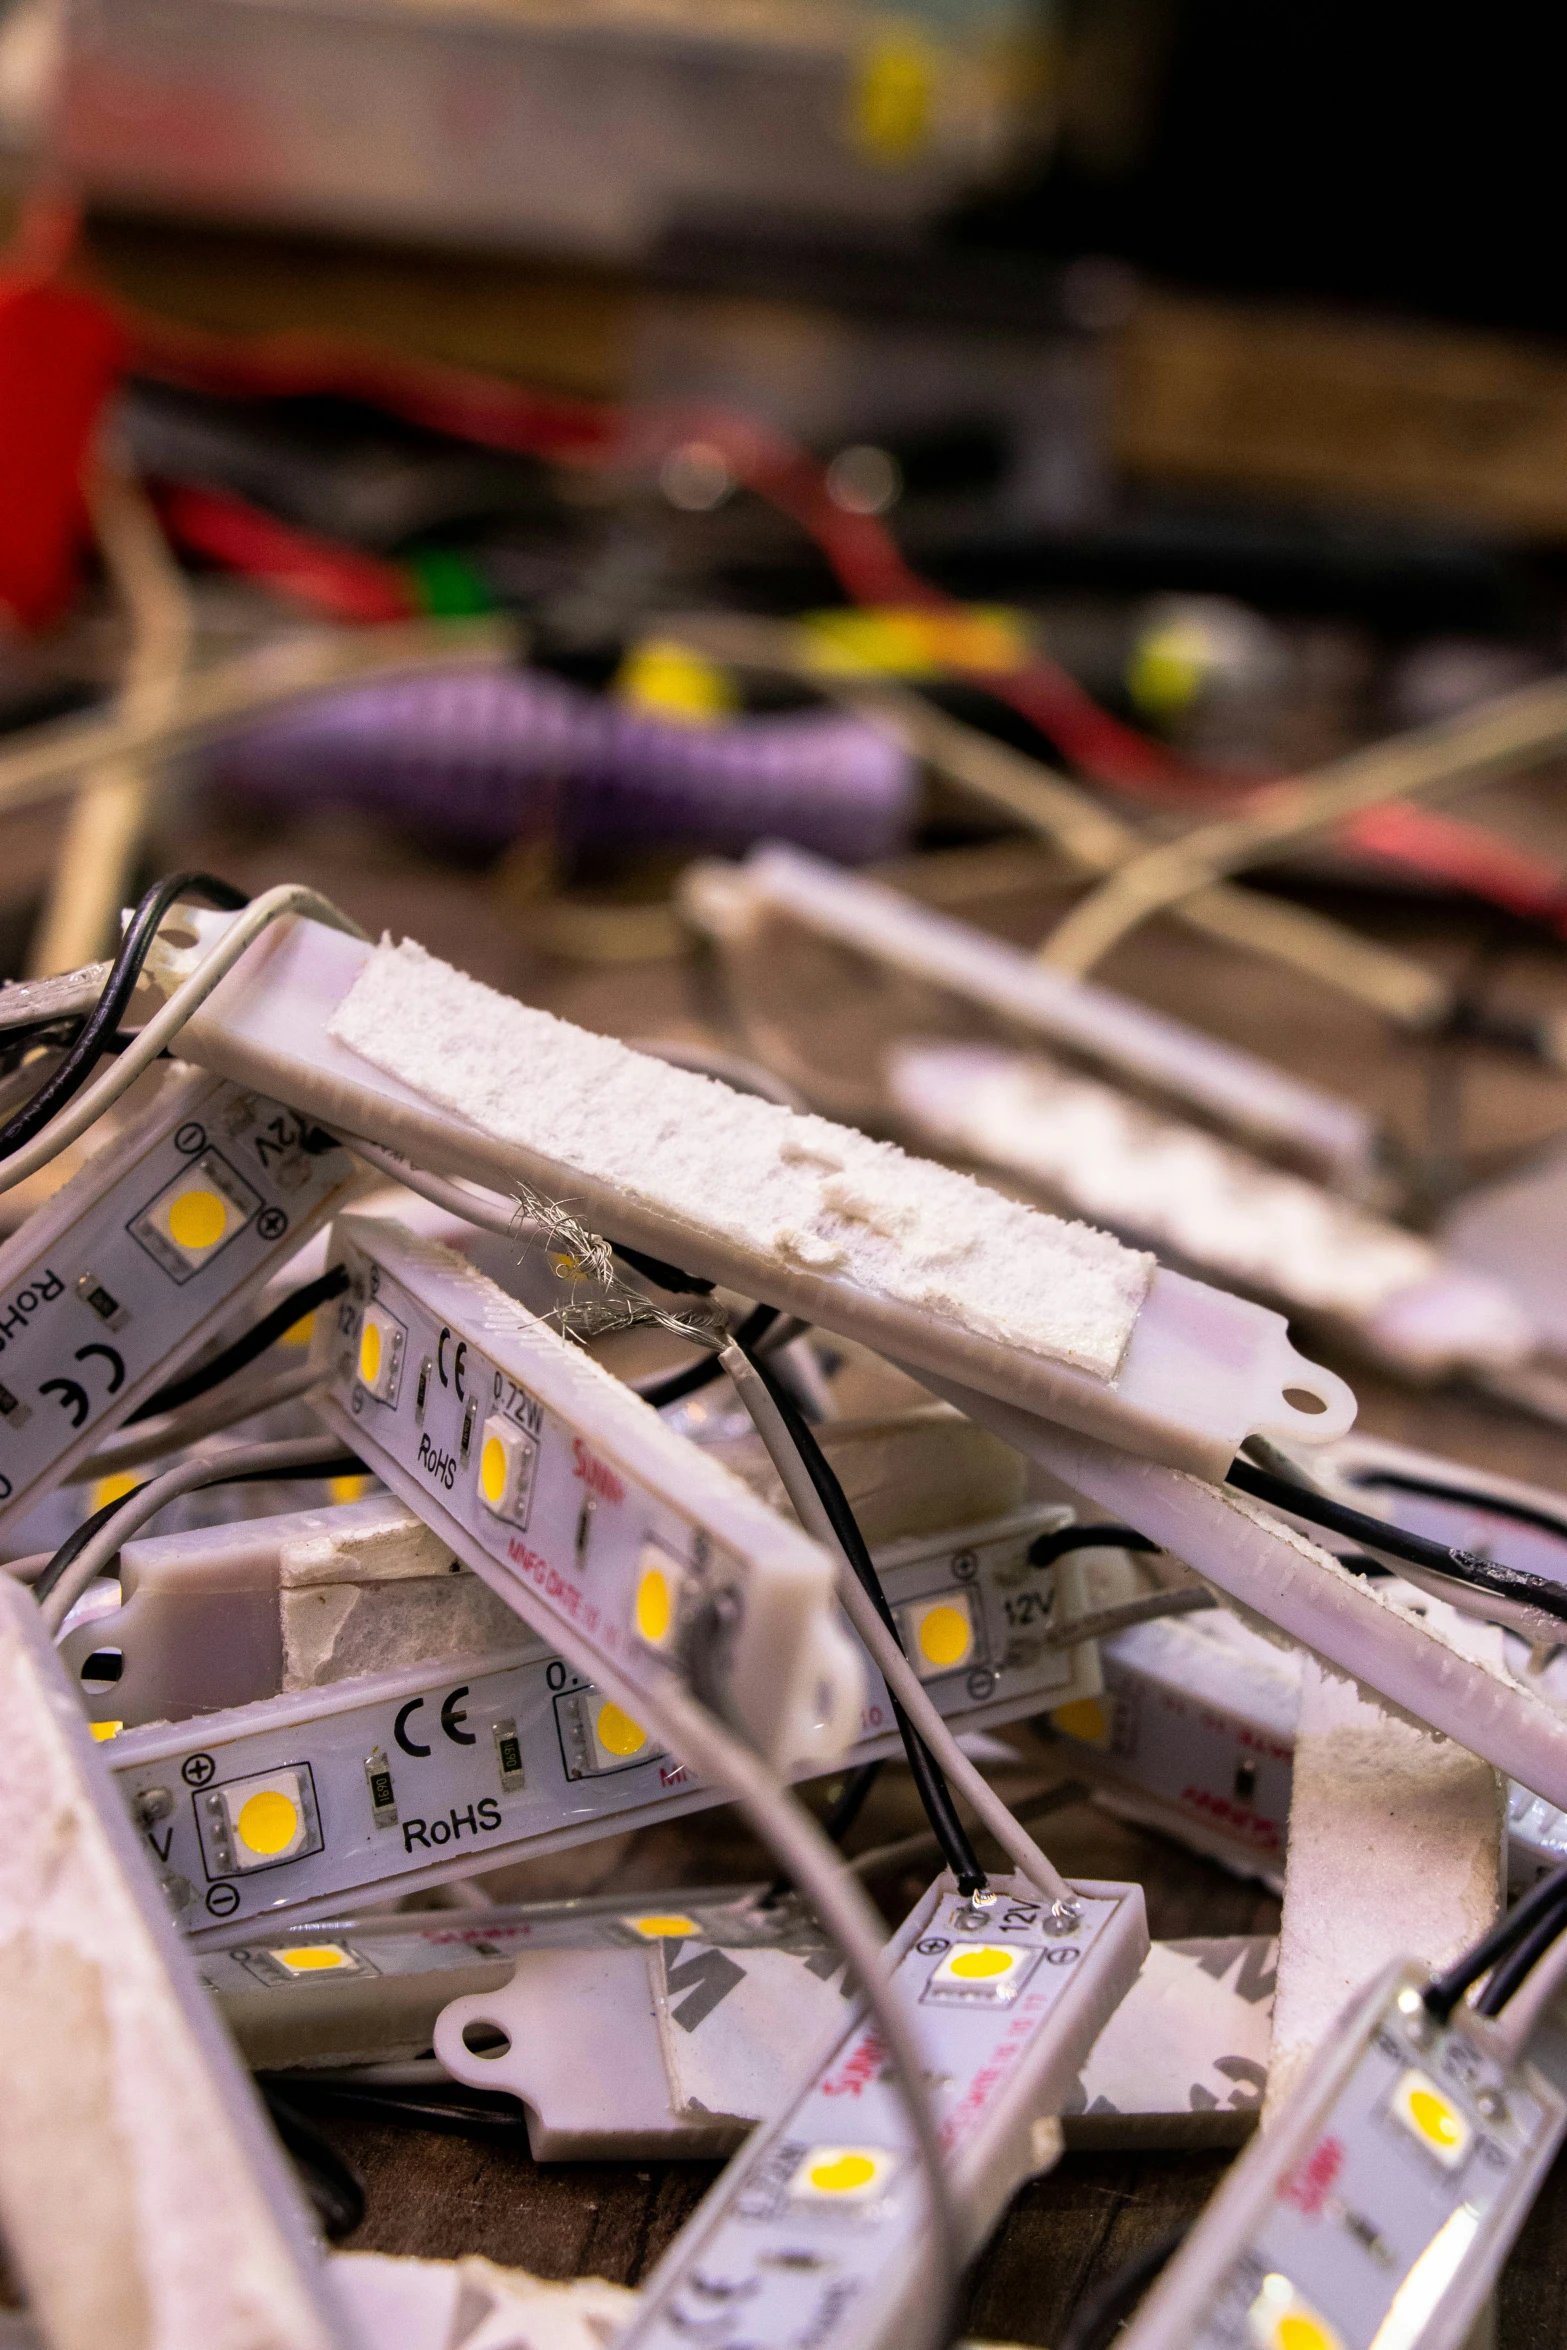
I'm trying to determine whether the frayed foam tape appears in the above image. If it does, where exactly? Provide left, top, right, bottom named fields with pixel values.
left=178, top=911, right=1355, bottom=1473
left=328, top=936, right=1154, bottom=1384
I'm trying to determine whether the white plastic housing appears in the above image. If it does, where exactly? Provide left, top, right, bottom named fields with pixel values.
left=312, top=1215, right=863, bottom=1773
left=919, top=1367, right=1567, bottom=1816
left=177, top=910, right=1355, bottom=1479
left=0, top=1066, right=357, bottom=1532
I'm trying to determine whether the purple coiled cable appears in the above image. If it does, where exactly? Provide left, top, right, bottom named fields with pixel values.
left=204, top=666, right=916, bottom=864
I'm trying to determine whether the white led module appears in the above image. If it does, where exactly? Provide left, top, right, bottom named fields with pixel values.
left=1115, top=1960, right=1567, bottom=2350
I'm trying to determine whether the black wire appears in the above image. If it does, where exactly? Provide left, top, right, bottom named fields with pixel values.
left=1058, top=2227, right=1189, bottom=2350
left=127, top=1264, right=349, bottom=1423
left=1225, top=1457, right=1567, bottom=1632
left=0, top=872, right=248, bottom=1160
left=761, top=1759, right=886, bottom=1907
left=735, top=1334, right=988, bottom=1899
left=1028, top=1524, right=1160, bottom=1571
left=1475, top=1893, right=1567, bottom=2018
left=260, top=2087, right=366, bottom=2240
left=611, top=1242, right=716, bottom=1296
left=1348, top=1469, right=1567, bottom=1552
left=1425, top=1862, right=1567, bottom=2021
left=822, top=1757, right=884, bottom=1846
left=259, top=2075, right=529, bottom=2143
left=32, top=1451, right=368, bottom=1608
left=642, top=1302, right=779, bottom=1410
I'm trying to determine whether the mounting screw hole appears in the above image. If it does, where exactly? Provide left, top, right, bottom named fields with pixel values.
left=461, top=2019, right=511, bottom=2059
left=1283, top=1387, right=1328, bottom=1415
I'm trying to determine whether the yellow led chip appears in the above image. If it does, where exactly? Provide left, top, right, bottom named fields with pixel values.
left=1247, top=2273, right=1344, bottom=2350
left=1390, top=2069, right=1472, bottom=2168
left=556, top=1686, right=665, bottom=1780
left=593, top=1701, right=650, bottom=1765
left=788, top=2145, right=899, bottom=2206
left=131, top=1150, right=261, bottom=1283
left=633, top=1543, right=690, bottom=1653
left=357, top=1306, right=406, bottom=1403
left=895, top=1592, right=977, bottom=1681
left=200, top=1764, right=322, bottom=1875
left=235, top=1940, right=376, bottom=1988
left=925, top=1940, right=1038, bottom=2004
left=626, top=1914, right=702, bottom=1940
left=1051, top=1696, right=1111, bottom=1748
left=476, top=1413, right=536, bottom=1525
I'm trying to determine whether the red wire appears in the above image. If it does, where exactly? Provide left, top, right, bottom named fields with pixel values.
left=157, top=481, right=418, bottom=624
left=126, top=307, right=1205, bottom=785
left=114, top=297, right=1567, bottom=937
left=1343, top=801, right=1567, bottom=935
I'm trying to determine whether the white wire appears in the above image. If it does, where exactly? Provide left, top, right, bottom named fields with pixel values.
left=0, top=885, right=366, bottom=1198
left=39, top=1433, right=356, bottom=1631
left=342, top=1133, right=535, bottom=1238
left=65, top=1359, right=322, bottom=1482
left=720, top=1339, right=1077, bottom=1915
left=626, top=1672, right=961, bottom=2350
left=1495, top=1925, right=1567, bottom=2061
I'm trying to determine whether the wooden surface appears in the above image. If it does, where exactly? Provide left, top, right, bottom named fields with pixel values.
left=181, top=836, right=1567, bottom=2345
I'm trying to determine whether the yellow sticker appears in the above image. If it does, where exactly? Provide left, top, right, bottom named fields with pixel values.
left=804, top=604, right=1028, bottom=679
left=615, top=638, right=736, bottom=726
left=852, top=33, right=935, bottom=163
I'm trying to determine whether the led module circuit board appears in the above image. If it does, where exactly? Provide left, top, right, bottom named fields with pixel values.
left=309, top=1215, right=864, bottom=1771
left=108, top=1505, right=1100, bottom=1940
left=0, top=1067, right=356, bottom=1530
left=1120, top=1962, right=1567, bottom=2350
left=618, top=1872, right=1149, bottom=2350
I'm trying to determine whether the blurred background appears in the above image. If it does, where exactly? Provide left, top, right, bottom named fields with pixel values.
left=11, top=7, right=1567, bottom=2335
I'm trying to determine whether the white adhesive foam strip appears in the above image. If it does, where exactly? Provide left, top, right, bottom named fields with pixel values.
left=179, top=913, right=1354, bottom=1477
left=690, top=843, right=1377, bottom=1179
left=891, top=1042, right=1534, bottom=1373
left=328, top=937, right=1152, bottom=1384
left=1266, top=1658, right=1504, bottom=2118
